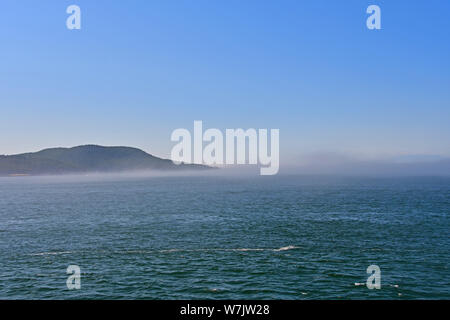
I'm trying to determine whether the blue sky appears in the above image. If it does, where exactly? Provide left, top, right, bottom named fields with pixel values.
left=1, top=0, right=449, bottom=165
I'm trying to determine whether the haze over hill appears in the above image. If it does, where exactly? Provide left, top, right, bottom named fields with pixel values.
left=0, top=145, right=209, bottom=176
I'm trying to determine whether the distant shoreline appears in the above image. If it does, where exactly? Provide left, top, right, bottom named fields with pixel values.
left=0, top=145, right=211, bottom=176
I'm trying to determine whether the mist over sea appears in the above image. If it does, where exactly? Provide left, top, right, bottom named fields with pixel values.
left=0, top=174, right=449, bottom=299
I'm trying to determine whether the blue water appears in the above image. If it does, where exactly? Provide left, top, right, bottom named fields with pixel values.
left=0, top=175, right=449, bottom=299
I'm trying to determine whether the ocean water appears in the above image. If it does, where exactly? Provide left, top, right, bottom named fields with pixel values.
left=0, top=175, right=448, bottom=299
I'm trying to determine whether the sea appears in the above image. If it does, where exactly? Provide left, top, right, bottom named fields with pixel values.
left=0, top=174, right=448, bottom=299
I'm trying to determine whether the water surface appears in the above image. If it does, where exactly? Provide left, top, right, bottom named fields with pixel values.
left=0, top=175, right=448, bottom=299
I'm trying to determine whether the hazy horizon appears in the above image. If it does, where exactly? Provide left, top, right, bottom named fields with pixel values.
left=1, top=143, right=450, bottom=176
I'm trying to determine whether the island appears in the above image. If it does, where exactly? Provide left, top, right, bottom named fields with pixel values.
left=0, top=145, right=211, bottom=176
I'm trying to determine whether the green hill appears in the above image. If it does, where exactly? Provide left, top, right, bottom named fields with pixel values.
left=0, top=145, right=210, bottom=176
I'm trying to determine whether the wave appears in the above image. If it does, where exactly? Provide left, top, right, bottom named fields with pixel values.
left=29, top=246, right=299, bottom=256
left=355, top=282, right=400, bottom=288
left=30, top=251, right=73, bottom=256
left=157, top=245, right=298, bottom=253
left=273, top=245, right=298, bottom=252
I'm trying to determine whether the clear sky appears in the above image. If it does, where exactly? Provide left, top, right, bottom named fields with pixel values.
left=1, top=0, right=449, bottom=166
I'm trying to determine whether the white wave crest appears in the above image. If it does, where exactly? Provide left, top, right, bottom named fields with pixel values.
left=273, top=245, right=298, bottom=252
left=30, top=251, right=72, bottom=256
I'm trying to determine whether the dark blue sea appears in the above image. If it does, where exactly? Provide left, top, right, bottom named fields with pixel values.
left=0, top=175, right=449, bottom=299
